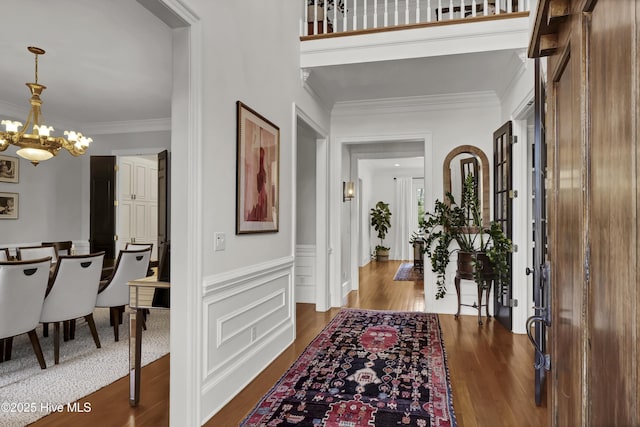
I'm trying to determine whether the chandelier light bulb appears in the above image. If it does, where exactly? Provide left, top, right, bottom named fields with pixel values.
left=34, top=124, right=54, bottom=137
left=2, top=120, right=22, bottom=133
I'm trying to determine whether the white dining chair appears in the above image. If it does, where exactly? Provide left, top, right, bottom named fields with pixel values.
left=40, top=252, right=105, bottom=364
left=17, top=244, right=59, bottom=264
left=0, top=257, right=52, bottom=369
left=96, top=248, right=151, bottom=341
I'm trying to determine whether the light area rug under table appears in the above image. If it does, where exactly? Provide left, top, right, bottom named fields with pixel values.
left=0, top=307, right=169, bottom=427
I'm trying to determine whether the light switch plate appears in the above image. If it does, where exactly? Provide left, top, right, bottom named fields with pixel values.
left=214, top=232, right=226, bottom=251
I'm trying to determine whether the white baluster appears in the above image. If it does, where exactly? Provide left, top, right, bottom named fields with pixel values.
left=353, top=0, right=357, bottom=30
left=507, top=0, right=512, bottom=13
left=405, top=0, right=409, bottom=24
left=344, top=0, right=348, bottom=31
left=416, top=0, right=420, bottom=24
left=394, top=0, right=398, bottom=26
left=496, top=0, right=501, bottom=14
left=471, top=0, right=477, bottom=17
left=484, top=0, right=489, bottom=16
left=427, top=0, right=432, bottom=22
left=333, top=0, right=337, bottom=32
left=384, top=0, right=389, bottom=26
left=374, top=0, right=378, bottom=28
left=364, top=0, right=368, bottom=29
left=449, top=0, right=453, bottom=20
left=323, top=0, right=327, bottom=34
left=438, top=0, right=442, bottom=21
left=313, top=0, right=318, bottom=35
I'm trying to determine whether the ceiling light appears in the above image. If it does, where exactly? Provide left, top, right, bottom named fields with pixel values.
left=0, top=47, right=92, bottom=166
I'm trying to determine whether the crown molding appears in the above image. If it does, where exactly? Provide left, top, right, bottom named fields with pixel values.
left=332, top=91, right=500, bottom=117
left=82, top=118, right=171, bottom=135
left=0, top=99, right=170, bottom=135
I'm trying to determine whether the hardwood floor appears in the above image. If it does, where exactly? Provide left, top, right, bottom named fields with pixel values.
left=33, top=260, right=547, bottom=426
left=208, top=260, right=548, bottom=427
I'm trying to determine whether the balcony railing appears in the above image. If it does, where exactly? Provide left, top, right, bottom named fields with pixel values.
left=301, top=0, right=531, bottom=37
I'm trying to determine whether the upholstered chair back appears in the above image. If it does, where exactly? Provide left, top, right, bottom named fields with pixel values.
left=96, top=248, right=151, bottom=308
left=40, top=253, right=105, bottom=323
left=0, top=258, right=51, bottom=339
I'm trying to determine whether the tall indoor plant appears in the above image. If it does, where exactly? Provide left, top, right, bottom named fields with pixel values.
left=370, top=201, right=392, bottom=261
left=422, top=174, right=511, bottom=299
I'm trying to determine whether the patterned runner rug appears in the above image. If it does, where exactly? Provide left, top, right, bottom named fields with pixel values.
left=241, top=308, right=456, bottom=427
left=393, top=262, right=423, bottom=281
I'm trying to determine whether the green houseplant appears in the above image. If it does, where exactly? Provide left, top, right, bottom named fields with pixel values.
left=370, top=201, right=392, bottom=261
left=422, top=174, right=511, bottom=299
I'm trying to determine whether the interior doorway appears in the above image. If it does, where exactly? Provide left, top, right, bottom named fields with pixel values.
left=117, top=154, right=159, bottom=261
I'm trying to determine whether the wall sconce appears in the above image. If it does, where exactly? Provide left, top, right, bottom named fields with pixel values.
left=343, top=181, right=355, bottom=202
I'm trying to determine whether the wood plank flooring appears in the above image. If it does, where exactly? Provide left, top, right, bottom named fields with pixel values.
left=32, top=260, right=548, bottom=426
left=208, top=261, right=548, bottom=426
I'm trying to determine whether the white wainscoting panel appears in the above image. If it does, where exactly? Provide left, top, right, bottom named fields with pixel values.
left=295, top=245, right=316, bottom=303
left=200, top=256, right=295, bottom=419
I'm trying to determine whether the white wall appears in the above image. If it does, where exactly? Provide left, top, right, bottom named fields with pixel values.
left=0, top=153, right=83, bottom=246
left=296, top=124, right=316, bottom=245
left=176, top=1, right=330, bottom=423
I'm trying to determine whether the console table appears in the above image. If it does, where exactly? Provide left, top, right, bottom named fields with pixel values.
left=128, top=274, right=170, bottom=407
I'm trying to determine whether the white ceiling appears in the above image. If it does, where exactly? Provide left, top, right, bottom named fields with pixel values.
left=306, top=49, right=524, bottom=105
left=360, top=157, right=424, bottom=174
left=0, top=0, right=173, bottom=129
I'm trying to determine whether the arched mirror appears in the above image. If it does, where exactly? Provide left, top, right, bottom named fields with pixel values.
left=442, top=145, right=490, bottom=226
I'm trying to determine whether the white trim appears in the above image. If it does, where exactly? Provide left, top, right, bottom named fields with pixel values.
left=294, top=105, right=330, bottom=312
left=338, top=132, right=432, bottom=308
left=333, top=91, right=500, bottom=116
left=203, top=256, right=295, bottom=295
left=301, top=17, right=531, bottom=67
left=139, top=0, right=202, bottom=425
left=82, top=118, right=171, bottom=135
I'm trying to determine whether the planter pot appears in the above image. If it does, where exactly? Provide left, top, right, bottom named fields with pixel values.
left=376, top=248, right=389, bottom=262
left=456, top=251, right=495, bottom=279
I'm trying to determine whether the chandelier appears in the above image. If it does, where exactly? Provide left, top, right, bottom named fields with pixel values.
left=0, top=46, right=92, bottom=166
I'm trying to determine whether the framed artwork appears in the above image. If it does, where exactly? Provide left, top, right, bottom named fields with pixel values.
left=236, top=101, right=280, bottom=234
left=0, top=155, right=19, bottom=183
left=0, top=192, right=18, bottom=219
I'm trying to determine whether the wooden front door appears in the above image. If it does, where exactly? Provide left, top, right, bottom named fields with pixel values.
left=493, top=121, right=513, bottom=331
left=586, top=1, right=637, bottom=424
left=531, top=0, right=640, bottom=424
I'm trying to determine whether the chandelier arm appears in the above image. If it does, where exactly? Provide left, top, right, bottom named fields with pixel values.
left=1, top=47, right=92, bottom=166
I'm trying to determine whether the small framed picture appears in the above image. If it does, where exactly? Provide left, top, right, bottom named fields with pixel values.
left=0, top=192, right=18, bottom=219
left=236, top=101, right=280, bottom=234
left=0, top=155, right=19, bottom=183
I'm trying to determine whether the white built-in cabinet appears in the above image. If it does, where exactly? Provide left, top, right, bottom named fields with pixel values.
left=118, top=156, right=158, bottom=260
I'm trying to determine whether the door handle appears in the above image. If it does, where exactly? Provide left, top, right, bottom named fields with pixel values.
left=526, top=316, right=549, bottom=370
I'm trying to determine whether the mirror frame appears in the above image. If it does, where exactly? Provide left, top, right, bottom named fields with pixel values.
left=442, top=145, right=490, bottom=226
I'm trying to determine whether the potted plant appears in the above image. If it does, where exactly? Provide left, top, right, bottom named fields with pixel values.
left=370, top=201, right=392, bottom=261
left=422, top=174, right=511, bottom=299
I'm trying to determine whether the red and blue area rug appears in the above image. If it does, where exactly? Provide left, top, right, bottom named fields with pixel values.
left=241, top=309, right=457, bottom=427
